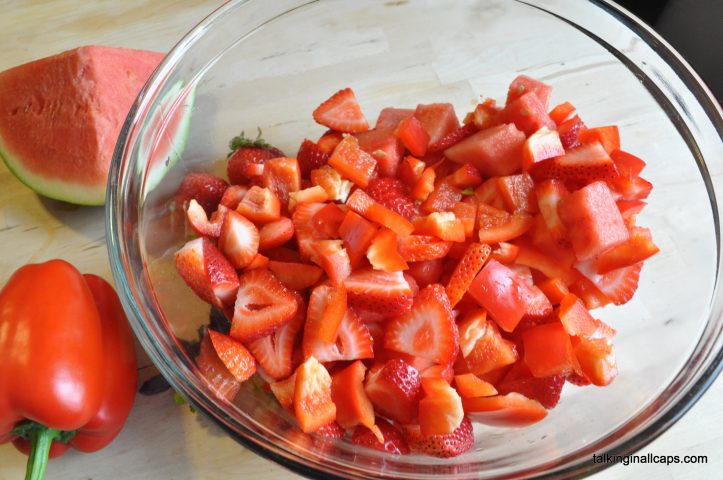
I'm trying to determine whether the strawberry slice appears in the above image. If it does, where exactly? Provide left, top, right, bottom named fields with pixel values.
left=268, top=260, right=323, bottom=291
left=557, top=115, right=586, bottom=149
left=575, top=259, right=641, bottom=306
left=258, top=217, right=295, bottom=251
left=292, top=202, right=327, bottom=261
left=312, top=239, right=352, bottom=286
left=384, top=284, right=459, bottom=364
left=364, top=358, right=422, bottom=424
left=230, top=269, right=298, bottom=342
left=344, top=269, right=413, bottom=316
left=497, top=362, right=564, bottom=409
left=530, top=141, right=618, bottom=187
left=297, top=139, right=330, bottom=176
left=314, top=421, right=346, bottom=438
left=219, top=184, right=249, bottom=210
left=270, top=372, right=296, bottom=409
left=397, top=235, right=452, bottom=262
left=352, top=417, right=410, bottom=455
left=366, top=228, right=409, bottom=272
left=218, top=210, right=259, bottom=269
left=462, top=393, right=547, bottom=427
left=174, top=237, right=239, bottom=308
left=196, top=332, right=240, bottom=400
left=477, top=203, right=533, bottom=244
left=331, top=360, right=382, bottom=441
left=236, top=186, right=281, bottom=224
left=247, top=294, right=305, bottom=381
left=303, top=287, right=374, bottom=362
left=445, top=242, right=492, bottom=307
left=366, top=177, right=418, bottom=221
left=312, top=88, right=369, bottom=133
left=186, top=200, right=228, bottom=238
left=458, top=309, right=518, bottom=375
left=328, top=136, right=378, bottom=188
left=419, top=377, right=464, bottom=435
left=595, top=226, right=659, bottom=274
left=310, top=165, right=354, bottom=202
left=346, top=188, right=415, bottom=236
left=208, top=329, right=256, bottom=383
left=453, top=373, right=498, bottom=398
left=247, top=254, right=269, bottom=270
left=294, top=356, right=337, bottom=433
left=404, top=417, right=474, bottom=458
left=176, top=172, right=228, bottom=215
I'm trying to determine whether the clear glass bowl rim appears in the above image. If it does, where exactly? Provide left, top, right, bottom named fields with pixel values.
left=106, top=0, right=723, bottom=478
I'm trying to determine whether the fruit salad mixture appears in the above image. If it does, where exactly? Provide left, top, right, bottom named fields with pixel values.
left=173, top=75, right=658, bottom=458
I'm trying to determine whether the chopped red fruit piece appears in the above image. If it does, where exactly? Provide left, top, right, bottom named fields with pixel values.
left=208, top=329, right=256, bottom=383
left=294, top=357, right=337, bottom=433
left=462, top=393, right=547, bottom=427
left=397, top=235, right=452, bottom=262
left=557, top=115, right=586, bottom=149
left=530, top=141, right=618, bottom=188
left=376, top=107, right=415, bottom=129
left=491, top=242, right=519, bottom=264
left=292, top=202, right=327, bottom=260
left=572, top=336, right=618, bottom=386
left=414, top=103, right=460, bottom=145
left=446, top=243, right=492, bottom=308
left=500, top=92, right=556, bottom=136
left=447, top=163, right=482, bottom=189
left=312, top=239, right=352, bottom=286
left=611, top=149, right=646, bottom=178
left=248, top=295, right=304, bottom=381
left=410, top=166, right=436, bottom=202
left=230, top=269, right=298, bottom=342
left=454, top=373, right=498, bottom=398
left=366, top=177, right=418, bottom=221
left=421, top=181, right=462, bottom=215
left=227, top=131, right=284, bottom=185
left=317, top=131, right=344, bottom=154
left=477, top=203, right=534, bottom=244
left=267, top=261, right=323, bottom=291
left=522, top=126, right=565, bottom=172
left=549, top=101, right=576, bottom=125
left=217, top=209, right=259, bottom=269
left=174, top=237, right=239, bottom=309
left=344, top=269, right=413, bottom=316
left=394, top=114, right=430, bottom=157
left=445, top=123, right=526, bottom=177
left=313, top=88, right=369, bottom=133
left=558, top=293, right=616, bottom=340
left=406, top=259, right=445, bottom=288
left=366, top=228, right=409, bottom=272
left=506, top=75, right=552, bottom=109
left=398, top=155, right=426, bottom=186
left=575, top=260, right=642, bottom=306
left=297, top=139, right=330, bottom=176
left=177, top=172, right=228, bottom=215
left=385, top=284, right=459, bottom=364
left=338, top=210, right=378, bottom=268
left=465, top=98, right=501, bottom=130
left=258, top=217, right=295, bottom=251
left=419, top=377, right=464, bottom=435
left=270, top=372, right=296, bottom=409
left=219, top=184, right=249, bottom=210
left=346, top=188, right=415, bottom=236
left=186, top=199, right=227, bottom=238
left=236, top=185, right=281, bottom=224
left=579, top=125, right=620, bottom=154
left=196, top=332, right=240, bottom=400
left=310, top=202, right=345, bottom=238
left=428, top=122, right=478, bottom=153
left=352, top=418, right=410, bottom=455
left=355, top=127, right=405, bottom=178
left=331, top=360, right=382, bottom=440
left=365, top=358, right=422, bottom=424
left=596, top=226, right=659, bottom=274
left=404, top=416, right=474, bottom=458
left=413, top=212, right=465, bottom=242
left=314, top=421, right=346, bottom=438
left=497, top=362, right=564, bottom=409
left=262, top=157, right=301, bottom=209
left=310, top=165, right=353, bottom=202
left=289, top=185, right=329, bottom=212
left=496, top=173, right=538, bottom=214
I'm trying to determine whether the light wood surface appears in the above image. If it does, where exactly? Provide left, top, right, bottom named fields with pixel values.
left=0, top=1, right=720, bottom=479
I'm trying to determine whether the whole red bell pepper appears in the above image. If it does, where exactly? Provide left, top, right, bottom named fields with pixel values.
left=0, top=260, right=137, bottom=480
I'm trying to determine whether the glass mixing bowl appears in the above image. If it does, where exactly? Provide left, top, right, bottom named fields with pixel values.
left=106, top=0, right=723, bottom=478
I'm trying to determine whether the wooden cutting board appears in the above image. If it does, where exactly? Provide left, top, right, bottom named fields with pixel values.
left=0, top=2, right=720, bottom=479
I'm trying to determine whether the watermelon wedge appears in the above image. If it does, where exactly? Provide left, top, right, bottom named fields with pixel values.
left=0, top=46, right=165, bottom=205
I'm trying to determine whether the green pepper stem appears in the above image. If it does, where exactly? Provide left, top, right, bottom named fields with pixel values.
left=25, top=426, right=58, bottom=480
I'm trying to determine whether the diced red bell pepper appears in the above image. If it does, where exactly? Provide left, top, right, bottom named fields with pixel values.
left=398, top=155, right=426, bottom=186
left=413, top=212, right=465, bottom=242
left=262, top=157, right=301, bottom=209
left=579, top=126, right=620, bottom=154
left=595, top=226, right=659, bottom=274
left=411, top=167, right=436, bottom=201
left=548, top=101, right=576, bottom=125
left=395, top=115, right=430, bottom=157
left=329, top=135, right=378, bottom=188
left=522, top=322, right=580, bottom=377
left=339, top=210, right=378, bottom=268
left=522, top=127, right=565, bottom=172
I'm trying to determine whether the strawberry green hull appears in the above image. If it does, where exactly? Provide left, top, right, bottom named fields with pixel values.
left=0, top=46, right=164, bottom=205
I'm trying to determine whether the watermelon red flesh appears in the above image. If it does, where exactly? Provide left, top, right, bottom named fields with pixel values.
left=499, top=92, right=556, bottom=137
left=355, top=128, right=404, bottom=177
left=0, top=46, right=164, bottom=205
left=375, top=108, right=414, bottom=129
left=506, top=75, right=552, bottom=110
left=414, top=103, right=460, bottom=145
left=444, top=123, right=526, bottom=177
left=558, top=181, right=630, bottom=261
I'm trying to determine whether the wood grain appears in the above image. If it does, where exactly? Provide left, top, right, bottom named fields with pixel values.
left=0, top=2, right=719, bottom=479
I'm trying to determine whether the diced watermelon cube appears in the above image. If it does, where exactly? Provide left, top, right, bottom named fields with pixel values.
left=444, top=123, right=526, bottom=177
left=557, top=181, right=629, bottom=261
left=468, top=259, right=535, bottom=332
left=355, top=127, right=404, bottom=177
left=376, top=107, right=415, bottom=129
left=414, top=103, right=460, bottom=145
left=500, top=92, right=556, bottom=137
left=506, top=75, right=552, bottom=110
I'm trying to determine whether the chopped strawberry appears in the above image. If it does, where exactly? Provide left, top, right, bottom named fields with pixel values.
left=208, top=329, right=256, bottom=383
left=230, top=269, right=298, bottom=342
left=557, top=115, right=586, bottom=149
left=186, top=200, right=227, bottom=238
left=462, top=393, right=547, bottom=427
left=352, top=418, right=410, bottom=455
left=196, top=332, right=240, bottom=400
left=394, top=115, right=430, bottom=157
left=346, top=188, right=415, bottom=236
left=445, top=243, right=492, bottom=308
left=366, top=177, right=418, bottom=221
left=477, top=203, right=534, bottom=244
left=366, top=228, right=409, bottom=272
left=413, top=212, right=465, bottom=242
left=313, top=88, right=369, bottom=133
left=218, top=210, right=259, bottom=269
left=421, top=182, right=462, bottom=215
left=575, top=260, right=641, bottom=306
left=419, top=377, right=464, bottom=435
left=453, top=373, right=498, bottom=398
left=268, top=261, right=323, bottom=290
left=404, top=417, right=474, bottom=458
left=427, top=122, right=478, bottom=153
left=297, top=139, right=330, bottom=176
left=174, top=237, right=239, bottom=308
left=270, top=372, right=296, bottom=409
left=406, top=259, right=445, bottom=288
left=294, top=356, right=337, bottom=433
left=458, top=309, right=518, bottom=375
left=227, top=130, right=284, bottom=184
left=314, top=421, right=346, bottom=438
left=219, top=184, right=249, bottom=210
left=364, top=358, right=422, bottom=424
left=595, top=226, right=659, bottom=274
left=246, top=254, right=269, bottom=270
left=317, top=131, right=344, bottom=154
left=385, top=284, right=459, bottom=364
left=262, top=157, right=301, bottom=209
left=397, top=235, right=452, bottom=262
left=344, top=269, right=414, bottom=316
left=312, top=239, right=352, bottom=285
left=258, top=217, right=295, bottom=251
left=176, top=172, right=228, bottom=215
left=236, top=185, right=281, bottom=224
left=328, top=135, right=378, bottom=188
left=248, top=295, right=305, bottom=380
left=331, top=360, right=382, bottom=440
left=530, top=141, right=618, bottom=188
left=310, top=165, right=354, bottom=202
left=497, top=362, right=564, bottom=409
left=292, top=202, right=327, bottom=261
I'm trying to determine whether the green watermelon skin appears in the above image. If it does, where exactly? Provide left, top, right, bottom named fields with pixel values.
left=0, top=45, right=164, bottom=205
